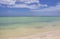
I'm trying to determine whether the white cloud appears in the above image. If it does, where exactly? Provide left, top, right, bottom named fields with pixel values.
left=32, top=3, right=60, bottom=12
left=30, top=3, right=60, bottom=16
left=17, top=0, right=39, bottom=4
left=0, top=0, right=16, bottom=5
left=0, top=0, right=60, bottom=12
left=0, top=0, right=47, bottom=9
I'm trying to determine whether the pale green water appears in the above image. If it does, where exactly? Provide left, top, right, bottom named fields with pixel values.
left=0, top=17, right=60, bottom=29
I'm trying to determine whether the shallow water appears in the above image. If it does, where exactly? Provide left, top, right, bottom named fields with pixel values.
left=0, top=17, right=60, bottom=29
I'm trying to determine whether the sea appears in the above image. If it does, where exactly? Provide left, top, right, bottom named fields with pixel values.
left=0, top=17, right=60, bottom=29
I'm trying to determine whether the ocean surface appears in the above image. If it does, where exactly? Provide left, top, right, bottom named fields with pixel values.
left=0, top=17, right=60, bottom=29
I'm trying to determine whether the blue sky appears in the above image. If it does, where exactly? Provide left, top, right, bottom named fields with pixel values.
left=0, top=0, right=60, bottom=16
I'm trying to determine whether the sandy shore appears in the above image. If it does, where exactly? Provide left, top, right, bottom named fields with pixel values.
left=0, top=26, right=60, bottom=39
left=14, top=30, right=60, bottom=39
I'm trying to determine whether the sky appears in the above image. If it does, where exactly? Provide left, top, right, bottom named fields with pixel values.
left=0, top=0, right=60, bottom=16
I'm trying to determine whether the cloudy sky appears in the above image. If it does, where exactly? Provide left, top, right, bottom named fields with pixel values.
left=0, top=0, right=60, bottom=16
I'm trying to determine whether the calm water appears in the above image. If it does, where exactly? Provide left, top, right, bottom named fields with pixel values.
left=0, top=17, right=60, bottom=28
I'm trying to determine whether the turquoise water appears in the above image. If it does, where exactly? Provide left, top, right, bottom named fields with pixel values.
left=0, top=17, right=60, bottom=27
